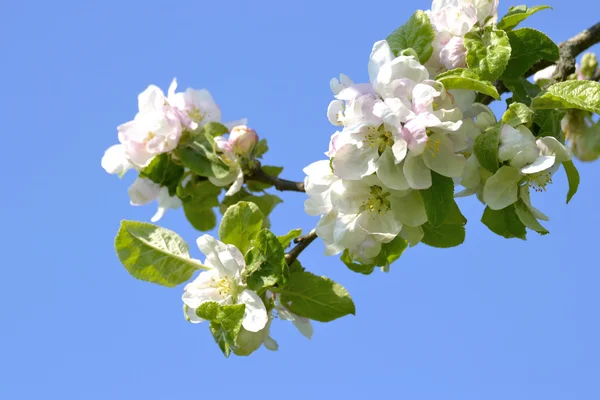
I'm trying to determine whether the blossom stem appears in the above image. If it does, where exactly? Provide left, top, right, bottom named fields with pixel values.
left=284, top=229, right=318, bottom=265
left=247, top=163, right=306, bottom=192
left=482, top=21, right=600, bottom=105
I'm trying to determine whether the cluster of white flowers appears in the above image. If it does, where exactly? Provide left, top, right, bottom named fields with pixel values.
left=183, top=235, right=312, bottom=352
left=101, top=79, right=253, bottom=220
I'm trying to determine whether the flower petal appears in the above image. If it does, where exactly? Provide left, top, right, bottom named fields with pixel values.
left=403, top=152, right=432, bottom=189
left=376, top=147, right=410, bottom=190
left=536, top=136, right=571, bottom=163
left=483, top=166, right=522, bottom=210
left=101, top=144, right=133, bottom=176
left=520, top=155, right=556, bottom=174
left=332, top=143, right=378, bottom=180
left=239, top=289, right=268, bottom=332
left=422, top=133, right=466, bottom=178
left=390, top=190, right=428, bottom=227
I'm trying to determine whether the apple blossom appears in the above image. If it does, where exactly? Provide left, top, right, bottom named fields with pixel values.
left=127, top=177, right=182, bottom=222
left=183, top=235, right=268, bottom=332
left=229, top=125, right=258, bottom=155
left=208, top=135, right=244, bottom=196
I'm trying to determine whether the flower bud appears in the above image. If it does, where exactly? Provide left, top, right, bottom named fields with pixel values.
left=440, top=37, right=467, bottom=70
left=579, top=52, right=598, bottom=80
left=229, top=125, right=258, bottom=155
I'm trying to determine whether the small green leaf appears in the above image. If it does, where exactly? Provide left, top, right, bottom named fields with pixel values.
left=464, top=26, right=511, bottom=81
left=195, top=301, right=221, bottom=321
left=221, top=190, right=283, bottom=229
left=503, top=78, right=541, bottom=106
left=562, top=160, right=580, bottom=204
left=244, top=229, right=288, bottom=291
left=473, top=124, right=501, bottom=172
left=436, top=68, right=500, bottom=99
left=421, top=223, right=465, bottom=248
left=203, top=122, right=229, bottom=139
left=114, top=220, right=204, bottom=287
left=497, top=5, right=552, bottom=31
left=419, top=172, right=454, bottom=226
left=502, top=102, right=534, bottom=127
left=219, top=201, right=264, bottom=253
left=209, top=303, right=246, bottom=358
left=515, top=200, right=549, bottom=235
left=254, top=139, right=269, bottom=158
left=138, top=154, right=184, bottom=196
left=277, top=228, right=302, bottom=249
left=181, top=179, right=222, bottom=232
left=481, top=205, right=527, bottom=239
left=531, top=81, right=600, bottom=114
left=386, top=10, right=435, bottom=64
left=340, top=251, right=376, bottom=275
left=177, top=137, right=230, bottom=179
left=373, top=235, right=408, bottom=268
left=274, top=272, right=355, bottom=322
left=502, top=28, right=559, bottom=79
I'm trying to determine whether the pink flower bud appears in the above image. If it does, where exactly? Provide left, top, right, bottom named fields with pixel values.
left=229, top=125, right=258, bottom=154
left=440, top=37, right=467, bottom=70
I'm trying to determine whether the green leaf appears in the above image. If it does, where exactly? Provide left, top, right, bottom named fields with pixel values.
left=218, top=201, right=264, bottom=253
left=177, top=138, right=230, bottom=179
left=244, top=229, right=288, bottom=291
left=114, top=220, right=204, bottom=287
left=246, top=166, right=284, bottom=191
left=181, top=179, right=222, bottom=232
left=502, top=102, right=534, bottom=127
left=254, top=139, right=269, bottom=158
left=421, top=223, right=465, bottom=248
left=419, top=172, right=454, bottom=226
left=277, top=228, right=302, bottom=249
left=502, top=28, right=559, bottom=79
left=373, top=235, right=408, bottom=268
left=531, top=81, right=600, bottom=114
left=503, top=78, right=541, bottom=106
left=497, top=5, right=552, bottom=31
left=138, top=154, right=184, bottom=196
left=533, top=109, right=566, bottom=140
left=464, top=26, right=511, bottom=81
left=221, top=190, right=283, bottom=229
left=209, top=304, right=246, bottom=358
left=386, top=10, right=435, bottom=64
left=340, top=251, right=376, bottom=275
left=232, top=327, right=266, bottom=357
left=274, top=272, right=355, bottom=322
left=195, top=301, right=221, bottom=321
left=288, top=259, right=304, bottom=274
left=515, top=200, right=549, bottom=235
left=436, top=69, right=500, bottom=99
left=473, top=124, right=501, bottom=172
left=562, top=160, right=580, bottom=204
left=203, top=122, right=229, bottom=139
left=481, top=205, right=527, bottom=239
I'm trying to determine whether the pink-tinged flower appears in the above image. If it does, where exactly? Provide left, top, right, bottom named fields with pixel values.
left=229, top=125, right=258, bottom=154
left=440, top=36, right=467, bottom=69
left=167, top=79, right=221, bottom=130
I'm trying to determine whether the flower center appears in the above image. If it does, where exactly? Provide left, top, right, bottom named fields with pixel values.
left=216, top=277, right=235, bottom=297
left=187, top=107, right=206, bottom=123
left=361, top=185, right=391, bottom=214
left=425, top=137, right=441, bottom=157
left=526, top=171, right=553, bottom=192
left=364, top=125, right=394, bottom=153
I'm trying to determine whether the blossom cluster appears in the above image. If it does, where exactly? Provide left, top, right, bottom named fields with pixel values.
left=101, top=79, right=258, bottom=221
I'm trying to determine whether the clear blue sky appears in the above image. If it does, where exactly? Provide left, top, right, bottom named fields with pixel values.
left=2, top=0, right=599, bottom=398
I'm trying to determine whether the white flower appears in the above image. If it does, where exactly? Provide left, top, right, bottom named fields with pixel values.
left=275, top=301, right=313, bottom=339
left=440, top=36, right=467, bottom=69
left=484, top=130, right=571, bottom=210
left=101, top=144, right=133, bottom=176
left=182, top=235, right=268, bottom=332
left=228, top=125, right=258, bottom=154
left=533, top=65, right=556, bottom=84
left=429, top=0, right=478, bottom=37
left=208, top=136, right=244, bottom=196
left=127, top=177, right=182, bottom=222
left=167, top=78, right=221, bottom=130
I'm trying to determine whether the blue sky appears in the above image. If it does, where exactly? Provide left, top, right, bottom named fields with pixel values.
left=2, top=0, right=599, bottom=398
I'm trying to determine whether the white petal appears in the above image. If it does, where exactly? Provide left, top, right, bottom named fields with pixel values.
left=239, top=290, right=268, bottom=332
left=101, top=144, right=133, bottom=176
left=403, top=152, right=432, bottom=189
left=128, top=178, right=160, bottom=206
left=483, top=166, right=522, bottom=210
left=225, top=167, right=244, bottom=196
left=138, top=85, right=166, bottom=113
left=536, top=136, right=571, bottom=162
left=391, top=138, right=408, bottom=163
left=184, top=304, right=204, bottom=324
left=533, top=65, right=556, bottom=83
left=422, top=133, right=466, bottom=178
left=327, top=100, right=344, bottom=126
left=357, top=211, right=402, bottom=243
left=520, top=155, right=556, bottom=174
left=368, top=40, right=394, bottom=85
left=167, top=78, right=178, bottom=100
left=376, top=148, right=410, bottom=190
left=332, top=143, right=378, bottom=180
left=399, top=225, right=424, bottom=247
left=277, top=306, right=313, bottom=339
left=390, top=190, right=428, bottom=227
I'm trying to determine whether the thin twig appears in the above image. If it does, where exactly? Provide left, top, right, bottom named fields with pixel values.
left=482, top=21, right=600, bottom=105
left=246, top=163, right=305, bottom=192
left=591, top=68, right=600, bottom=82
left=284, top=230, right=318, bottom=265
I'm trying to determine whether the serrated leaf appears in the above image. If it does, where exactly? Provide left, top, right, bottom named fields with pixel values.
left=373, top=235, right=408, bottom=268
left=181, top=179, right=222, bottom=232
left=436, top=68, right=500, bottom=99
left=277, top=228, right=302, bottom=249
left=386, top=10, right=435, bottom=64
left=209, top=304, right=246, bottom=358
left=503, top=77, right=541, bottom=106
left=502, top=28, right=559, bottom=79
left=497, top=5, right=552, bottom=31
left=421, top=223, right=465, bottom=248
left=244, top=229, right=288, bottom=291
left=254, top=139, right=269, bottom=158
left=502, top=102, right=534, bottom=127
left=274, top=272, right=355, bottom=322
left=481, top=205, right=527, bottom=239
left=139, top=154, right=184, bottom=196
left=464, top=26, right=511, bottom=81
left=419, top=171, right=454, bottom=226
left=514, top=200, right=549, bottom=235
left=563, top=160, right=580, bottom=204
left=531, top=81, right=600, bottom=114
left=218, top=201, right=264, bottom=253
left=473, top=124, right=501, bottom=172
left=195, top=301, right=221, bottom=321
left=221, top=190, right=282, bottom=229
left=114, top=220, right=204, bottom=287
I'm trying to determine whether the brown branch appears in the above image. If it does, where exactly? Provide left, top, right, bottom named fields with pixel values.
left=592, top=68, right=600, bottom=82
left=482, top=21, right=600, bottom=105
left=246, top=162, right=305, bottom=192
left=284, top=230, right=318, bottom=264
